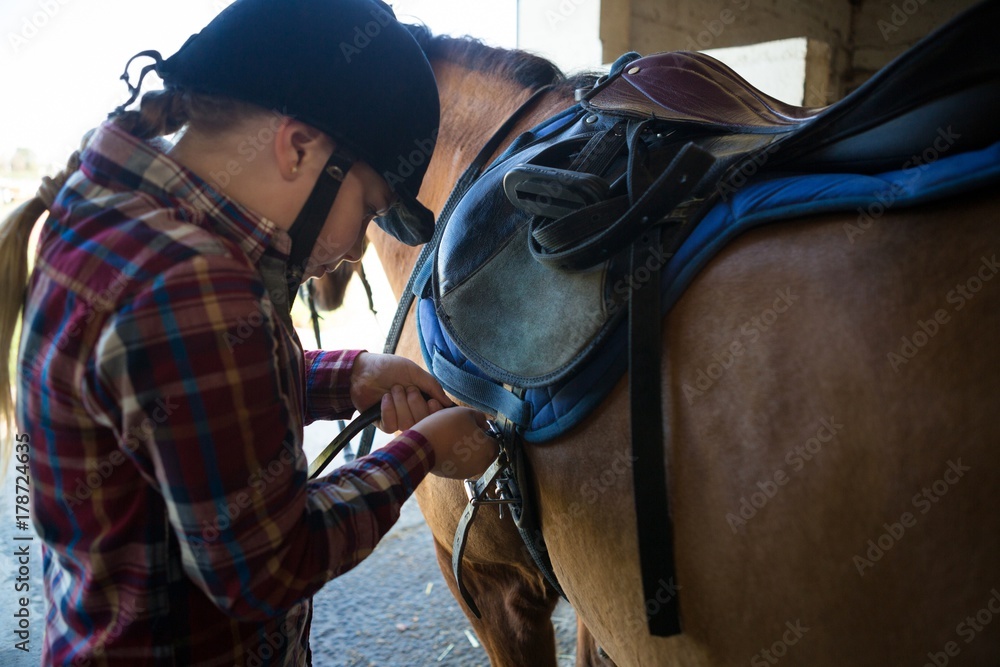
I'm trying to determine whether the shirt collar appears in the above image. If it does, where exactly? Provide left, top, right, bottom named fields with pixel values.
left=81, top=121, right=292, bottom=266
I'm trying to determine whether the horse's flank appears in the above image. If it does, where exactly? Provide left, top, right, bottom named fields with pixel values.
left=365, top=30, right=1000, bottom=667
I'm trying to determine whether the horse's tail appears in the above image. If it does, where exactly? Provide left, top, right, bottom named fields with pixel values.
left=0, top=139, right=87, bottom=471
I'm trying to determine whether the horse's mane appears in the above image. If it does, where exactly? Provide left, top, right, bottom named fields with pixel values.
left=403, top=23, right=600, bottom=93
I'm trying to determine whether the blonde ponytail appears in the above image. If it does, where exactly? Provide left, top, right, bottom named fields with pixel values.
left=110, top=88, right=267, bottom=141
left=111, top=88, right=190, bottom=140
left=0, top=135, right=89, bottom=470
left=0, top=89, right=188, bottom=469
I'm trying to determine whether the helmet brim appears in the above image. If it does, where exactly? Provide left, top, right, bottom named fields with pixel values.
left=375, top=192, right=435, bottom=246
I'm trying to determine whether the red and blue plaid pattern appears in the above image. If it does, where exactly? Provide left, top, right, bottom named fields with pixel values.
left=17, top=122, right=434, bottom=666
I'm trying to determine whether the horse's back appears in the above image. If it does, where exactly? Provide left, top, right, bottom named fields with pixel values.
left=530, top=189, right=1000, bottom=666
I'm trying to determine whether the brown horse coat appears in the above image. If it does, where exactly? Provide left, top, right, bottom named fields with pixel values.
left=358, top=33, right=1000, bottom=667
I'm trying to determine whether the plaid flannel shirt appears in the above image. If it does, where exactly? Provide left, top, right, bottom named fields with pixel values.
left=17, top=121, right=435, bottom=666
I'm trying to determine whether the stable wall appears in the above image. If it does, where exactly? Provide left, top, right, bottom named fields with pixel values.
left=601, top=0, right=982, bottom=101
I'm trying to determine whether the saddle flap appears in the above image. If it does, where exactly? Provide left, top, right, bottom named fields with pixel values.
left=584, top=51, right=822, bottom=132
left=434, top=110, right=626, bottom=387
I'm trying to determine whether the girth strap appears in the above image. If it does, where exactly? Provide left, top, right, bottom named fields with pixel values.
left=451, top=401, right=566, bottom=618
left=451, top=451, right=511, bottom=618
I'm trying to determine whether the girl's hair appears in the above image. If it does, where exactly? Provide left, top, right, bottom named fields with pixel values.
left=0, top=89, right=268, bottom=468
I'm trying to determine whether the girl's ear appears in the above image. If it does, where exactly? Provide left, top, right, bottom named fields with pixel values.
left=275, top=119, right=331, bottom=180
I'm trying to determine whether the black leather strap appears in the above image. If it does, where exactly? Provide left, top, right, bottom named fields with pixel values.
left=285, top=148, right=356, bottom=305
left=452, top=499, right=484, bottom=616
left=530, top=140, right=717, bottom=271
left=507, top=432, right=566, bottom=600
left=451, top=453, right=511, bottom=618
left=628, top=226, right=681, bottom=636
left=452, top=406, right=566, bottom=619
left=307, top=402, right=381, bottom=479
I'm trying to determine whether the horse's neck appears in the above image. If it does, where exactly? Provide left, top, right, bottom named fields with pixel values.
left=370, top=60, right=572, bottom=298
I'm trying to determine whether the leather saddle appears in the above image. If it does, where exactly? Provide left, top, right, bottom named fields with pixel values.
left=422, top=0, right=1000, bottom=638
left=432, top=0, right=1000, bottom=389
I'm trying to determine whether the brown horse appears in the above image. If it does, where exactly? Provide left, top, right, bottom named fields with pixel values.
left=324, top=29, right=1000, bottom=666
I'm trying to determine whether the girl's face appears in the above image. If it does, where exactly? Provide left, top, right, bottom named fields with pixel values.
left=304, top=160, right=397, bottom=279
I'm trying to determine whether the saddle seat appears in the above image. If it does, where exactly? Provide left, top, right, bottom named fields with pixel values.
left=421, top=0, right=1000, bottom=434
left=584, top=50, right=823, bottom=131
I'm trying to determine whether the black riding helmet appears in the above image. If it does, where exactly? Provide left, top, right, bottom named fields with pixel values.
left=117, top=0, right=439, bottom=295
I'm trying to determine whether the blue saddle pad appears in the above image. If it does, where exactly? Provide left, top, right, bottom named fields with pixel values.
left=416, top=137, right=1000, bottom=442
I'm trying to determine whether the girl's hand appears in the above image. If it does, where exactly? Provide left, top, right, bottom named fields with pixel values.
left=411, top=407, right=498, bottom=479
left=350, top=353, right=452, bottom=428
left=379, top=384, right=445, bottom=433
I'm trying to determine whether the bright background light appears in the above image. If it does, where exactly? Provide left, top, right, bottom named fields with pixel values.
left=0, top=0, right=518, bottom=166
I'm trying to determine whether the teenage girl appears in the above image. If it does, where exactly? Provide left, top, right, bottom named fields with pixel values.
left=0, top=0, right=496, bottom=664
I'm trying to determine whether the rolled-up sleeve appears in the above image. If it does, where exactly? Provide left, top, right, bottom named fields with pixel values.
left=303, top=348, right=364, bottom=423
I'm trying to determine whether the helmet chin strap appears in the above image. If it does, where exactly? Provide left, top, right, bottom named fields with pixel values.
left=284, top=148, right=356, bottom=308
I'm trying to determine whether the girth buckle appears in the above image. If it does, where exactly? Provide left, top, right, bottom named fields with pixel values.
left=463, top=420, right=519, bottom=519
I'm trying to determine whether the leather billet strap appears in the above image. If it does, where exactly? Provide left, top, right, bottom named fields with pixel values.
left=628, top=226, right=681, bottom=636
left=507, top=428, right=566, bottom=602
left=307, top=402, right=381, bottom=479
left=451, top=451, right=512, bottom=618
left=284, top=148, right=357, bottom=306
left=452, top=407, right=566, bottom=618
